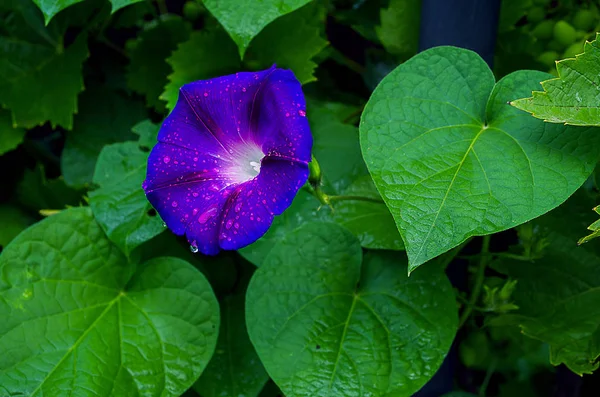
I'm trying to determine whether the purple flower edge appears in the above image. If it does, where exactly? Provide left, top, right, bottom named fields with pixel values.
left=142, top=66, right=312, bottom=255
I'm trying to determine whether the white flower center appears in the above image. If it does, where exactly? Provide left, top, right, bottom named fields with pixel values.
left=227, top=143, right=264, bottom=183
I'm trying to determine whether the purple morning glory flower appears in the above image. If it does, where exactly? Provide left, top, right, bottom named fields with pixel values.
left=142, top=66, right=312, bottom=255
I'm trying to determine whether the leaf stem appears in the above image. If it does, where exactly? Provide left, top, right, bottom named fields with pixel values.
left=458, top=235, right=490, bottom=328
left=479, top=357, right=497, bottom=396
left=327, top=195, right=385, bottom=204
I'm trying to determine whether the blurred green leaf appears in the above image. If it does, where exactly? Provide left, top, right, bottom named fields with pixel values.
left=492, top=191, right=600, bottom=374
left=0, top=109, right=25, bottom=155
left=0, top=33, right=88, bottom=129
left=17, top=165, right=84, bottom=212
left=61, top=87, right=146, bottom=187
left=126, top=16, right=191, bottom=112
left=162, top=29, right=240, bottom=111
left=0, top=205, right=33, bottom=248
left=244, top=3, right=328, bottom=84
left=375, top=0, right=420, bottom=58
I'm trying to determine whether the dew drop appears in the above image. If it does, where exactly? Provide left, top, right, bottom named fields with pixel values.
left=242, top=87, right=246, bottom=92
left=203, top=92, right=209, bottom=97
left=190, top=243, right=199, bottom=253
left=298, top=109, right=306, bottom=117
left=235, top=202, right=242, bottom=212
left=192, top=192, right=199, bottom=197
left=198, top=205, right=218, bottom=224
left=171, top=201, right=178, bottom=208
left=163, top=156, right=171, bottom=164
left=225, top=219, right=233, bottom=230
left=234, top=222, right=239, bottom=229
left=162, top=222, right=167, bottom=228
left=285, top=112, right=290, bottom=117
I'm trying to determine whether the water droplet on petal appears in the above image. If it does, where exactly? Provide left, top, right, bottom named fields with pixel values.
left=190, top=243, right=199, bottom=253
left=162, top=222, right=167, bottom=228
left=198, top=205, right=218, bottom=224
left=203, top=92, right=209, bottom=97
left=163, top=156, right=171, bottom=164
left=242, top=87, right=246, bottom=92
left=235, top=202, right=242, bottom=212
left=285, top=112, right=290, bottom=117
left=171, top=201, right=178, bottom=208
left=225, top=219, right=233, bottom=230
left=298, top=110, right=306, bottom=117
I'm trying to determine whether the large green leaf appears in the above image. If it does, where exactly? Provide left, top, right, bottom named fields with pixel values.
left=0, top=33, right=88, bottom=129
left=244, top=3, right=327, bottom=85
left=126, top=16, right=191, bottom=112
left=202, top=0, right=312, bottom=58
left=246, top=222, right=457, bottom=397
left=0, top=109, right=25, bottom=155
left=492, top=191, right=600, bottom=375
left=61, top=87, right=146, bottom=187
left=89, top=139, right=164, bottom=257
left=511, top=34, right=600, bottom=126
left=194, top=293, right=268, bottom=397
left=0, top=207, right=220, bottom=396
left=162, top=29, right=240, bottom=111
left=360, top=46, right=600, bottom=270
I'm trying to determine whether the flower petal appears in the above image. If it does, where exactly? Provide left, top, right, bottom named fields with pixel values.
left=218, top=157, right=308, bottom=249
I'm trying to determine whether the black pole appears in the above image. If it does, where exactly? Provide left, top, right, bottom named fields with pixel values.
left=418, top=0, right=502, bottom=67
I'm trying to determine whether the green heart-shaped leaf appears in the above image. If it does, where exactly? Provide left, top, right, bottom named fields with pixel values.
left=360, top=46, right=600, bottom=270
left=246, top=222, right=457, bottom=397
left=0, top=207, right=219, bottom=396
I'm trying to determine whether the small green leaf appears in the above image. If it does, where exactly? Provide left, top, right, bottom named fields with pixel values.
left=162, top=29, right=240, bottom=111
left=61, top=87, right=146, bottom=187
left=32, top=0, right=85, bottom=24
left=578, top=205, right=600, bottom=245
left=126, top=16, right=191, bottom=112
left=0, top=33, right=88, bottom=129
left=194, top=293, right=268, bottom=397
left=246, top=222, right=457, bottom=397
left=132, top=119, right=160, bottom=150
left=89, top=140, right=164, bottom=257
left=511, top=33, right=600, bottom=126
left=202, top=0, right=312, bottom=58
left=375, top=0, right=420, bottom=58
left=244, top=3, right=327, bottom=84
left=110, top=0, right=146, bottom=13
left=0, top=207, right=220, bottom=396
left=0, top=110, right=25, bottom=155
left=492, top=191, right=600, bottom=375
left=360, top=46, right=600, bottom=270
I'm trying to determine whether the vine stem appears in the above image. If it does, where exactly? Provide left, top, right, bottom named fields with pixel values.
left=327, top=195, right=385, bottom=204
left=458, top=235, right=490, bottom=328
